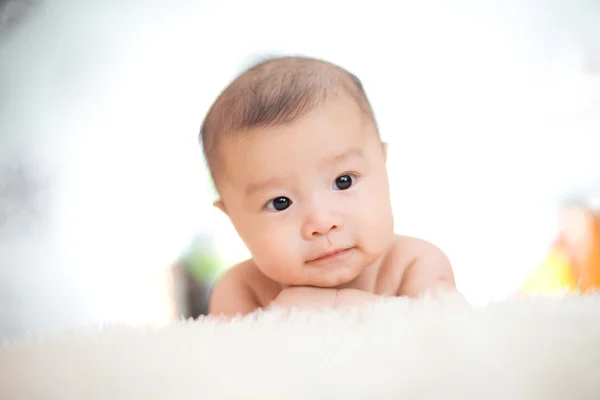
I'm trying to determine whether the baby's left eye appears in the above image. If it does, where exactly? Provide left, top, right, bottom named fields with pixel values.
left=332, top=174, right=356, bottom=191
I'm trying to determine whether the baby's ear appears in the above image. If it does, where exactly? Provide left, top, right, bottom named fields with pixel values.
left=213, top=199, right=228, bottom=216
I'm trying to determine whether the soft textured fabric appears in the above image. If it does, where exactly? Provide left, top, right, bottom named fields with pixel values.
left=1, top=294, right=600, bottom=399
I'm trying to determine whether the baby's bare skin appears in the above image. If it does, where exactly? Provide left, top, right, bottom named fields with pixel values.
left=209, top=234, right=456, bottom=316
left=202, top=58, right=461, bottom=317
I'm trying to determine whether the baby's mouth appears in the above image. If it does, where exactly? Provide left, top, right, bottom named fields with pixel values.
left=308, top=247, right=354, bottom=263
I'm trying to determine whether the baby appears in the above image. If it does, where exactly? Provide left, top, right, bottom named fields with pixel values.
left=201, top=56, right=458, bottom=316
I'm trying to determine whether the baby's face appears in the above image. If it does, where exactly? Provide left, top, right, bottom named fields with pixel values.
left=216, top=97, right=395, bottom=287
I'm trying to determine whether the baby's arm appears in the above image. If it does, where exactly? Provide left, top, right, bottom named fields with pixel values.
left=396, top=238, right=457, bottom=297
left=209, top=265, right=261, bottom=317
left=273, top=286, right=337, bottom=310
left=273, top=286, right=382, bottom=310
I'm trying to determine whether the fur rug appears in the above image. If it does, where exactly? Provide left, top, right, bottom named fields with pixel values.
left=1, top=294, right=600, bottom=399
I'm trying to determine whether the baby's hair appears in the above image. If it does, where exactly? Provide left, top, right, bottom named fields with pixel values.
left=199, top=55, right=376, bottom=185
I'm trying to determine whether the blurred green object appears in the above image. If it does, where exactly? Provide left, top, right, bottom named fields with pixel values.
left=180, top=233, right=222, bottom=285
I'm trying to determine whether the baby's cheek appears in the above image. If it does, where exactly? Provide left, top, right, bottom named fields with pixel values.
left=357, top=200, right=394, bottom=250
left=251, top=229, right=302, bottom=280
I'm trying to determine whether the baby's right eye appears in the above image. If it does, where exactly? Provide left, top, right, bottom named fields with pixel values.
left=264, top=196, right=292, bottom=212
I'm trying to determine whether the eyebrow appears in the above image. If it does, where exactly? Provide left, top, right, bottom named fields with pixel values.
left=245, top=177, right=286, bottom=197
left=319, top=146, right=365, bottom=169
left=244, top=147, right=365, bottom=197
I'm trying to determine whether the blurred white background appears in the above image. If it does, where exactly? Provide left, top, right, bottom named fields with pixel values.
left=0, top=0, right=599, bottom=339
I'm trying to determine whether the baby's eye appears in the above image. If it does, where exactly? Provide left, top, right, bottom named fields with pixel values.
left=264, top=196, right=292, bottom=212
left=333, top=174, right=356, bottom=191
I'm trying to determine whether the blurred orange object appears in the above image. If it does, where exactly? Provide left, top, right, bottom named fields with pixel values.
left=521, top=202, right=600, bottom=295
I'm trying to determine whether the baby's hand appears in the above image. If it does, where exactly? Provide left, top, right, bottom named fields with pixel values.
left=334, top=288, right=383, bottom=310
left=272, top=287, right=382, bottom=312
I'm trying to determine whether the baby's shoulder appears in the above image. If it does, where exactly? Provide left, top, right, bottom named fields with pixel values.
left=208, top=260, right=256, bottom=315
left=375, top=235, right=454, bottom=297
left=387, top=234, right=445, bottom=260
left=212, top=259, right=260, bottom=294
left=212, top=259, right=280, bottom=308
left=378, top=235, right=449, bottom=277
left=368, top=235, right=435, bottom=293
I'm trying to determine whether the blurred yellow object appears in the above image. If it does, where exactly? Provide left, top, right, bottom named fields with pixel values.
left=521, top=248, right=578, bottom=294
left=521, top=203, right=600, bottom=295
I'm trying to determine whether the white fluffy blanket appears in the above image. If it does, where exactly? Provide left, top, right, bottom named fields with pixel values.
left=2, top=294, right=600, bottom=399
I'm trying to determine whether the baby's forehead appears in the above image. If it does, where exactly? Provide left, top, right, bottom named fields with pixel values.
left=220, top=135, right=371, bottom=181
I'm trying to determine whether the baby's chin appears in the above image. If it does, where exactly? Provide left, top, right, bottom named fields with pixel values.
left=287, top=265, right=365, bottom=289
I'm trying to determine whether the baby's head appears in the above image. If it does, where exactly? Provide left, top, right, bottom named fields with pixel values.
left=200, top=56, right=395, bottom=288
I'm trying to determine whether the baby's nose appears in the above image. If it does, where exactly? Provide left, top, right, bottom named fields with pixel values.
left=301, top=209, right=343, bottom=239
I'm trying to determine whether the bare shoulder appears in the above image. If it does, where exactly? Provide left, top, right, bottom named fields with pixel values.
left=209, top=259, right=282, bottom=316
left=390, top=234, right=449, bottom=257
left=387, top=235, right=456, bottom=297
left=208, top=260, right=261, bottom=317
